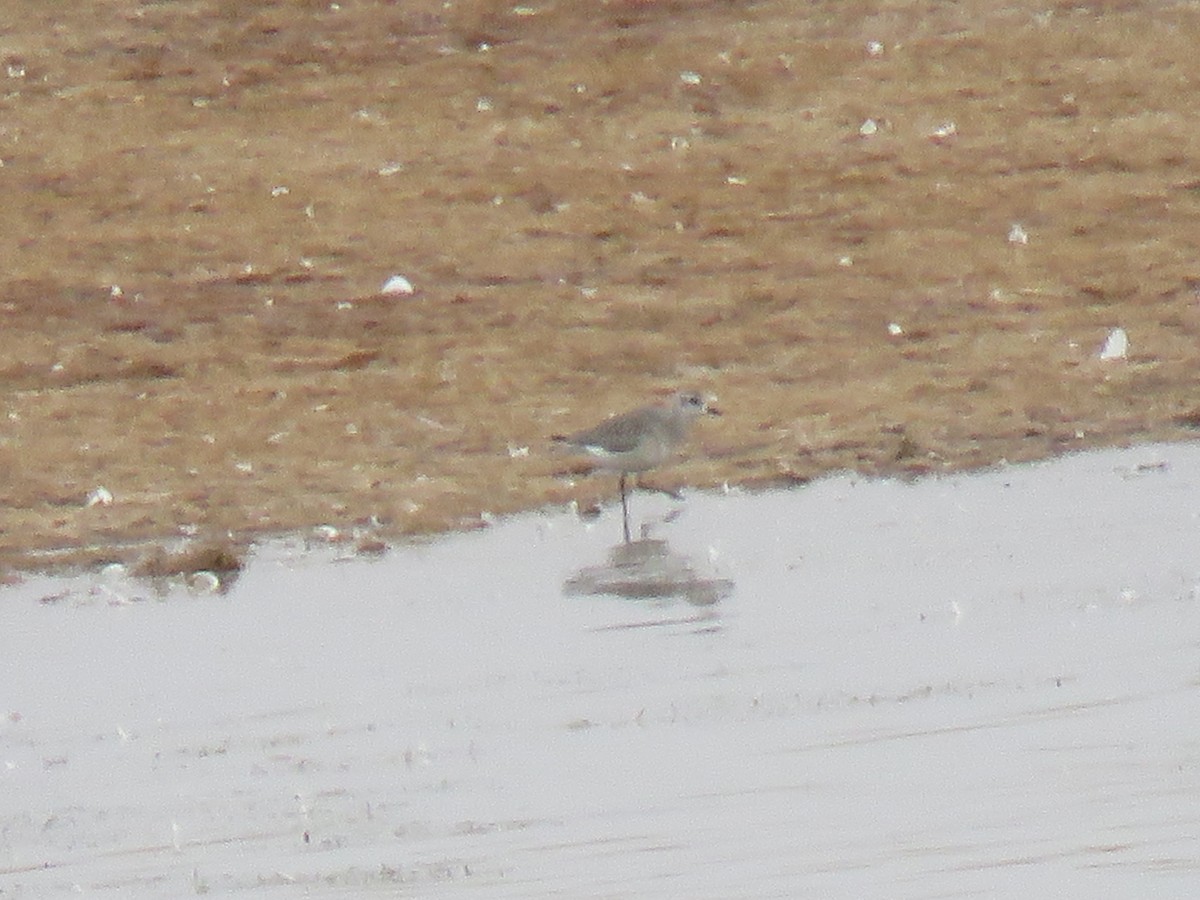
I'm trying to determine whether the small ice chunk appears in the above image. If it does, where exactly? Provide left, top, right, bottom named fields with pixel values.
left=929, top=121, right=957, bottom=139
left=381, top=274, right=415, bottom=295
left=1008, top=223, right=1029, bottom=245
left=1099, top=327, right=1128, bottom=361
left=188, top=571, right=221, bottom=593
left=859, top=118, right=878, bottom=136
left=887, top=322, right=904, bottom=336
left=313, top=524, right=341, bottom=542
left=86, top=486, right=113, bottom=507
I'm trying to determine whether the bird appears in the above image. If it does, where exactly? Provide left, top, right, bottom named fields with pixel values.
left=552, top=390, right=720, bottom=524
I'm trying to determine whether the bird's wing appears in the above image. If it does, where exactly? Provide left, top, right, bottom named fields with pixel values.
left=565, top=406, right=655, bottom=454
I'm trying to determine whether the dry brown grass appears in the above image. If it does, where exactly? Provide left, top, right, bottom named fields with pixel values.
left=3, top=0, right=1200, bottom=570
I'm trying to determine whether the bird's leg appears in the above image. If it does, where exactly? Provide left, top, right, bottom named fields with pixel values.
left=619, top=473, right=631, bottom=543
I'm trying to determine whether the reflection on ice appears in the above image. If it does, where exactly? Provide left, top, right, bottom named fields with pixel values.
left=563, top=535, right=734, bottom=608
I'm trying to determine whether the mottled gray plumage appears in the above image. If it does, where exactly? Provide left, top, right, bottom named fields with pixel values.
left=555, top=391, right=717, bottom=474
left=553, top=391, right=719, bottom=527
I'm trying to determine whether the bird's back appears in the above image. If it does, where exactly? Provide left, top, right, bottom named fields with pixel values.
left=560, top=404, right=665, bottom=455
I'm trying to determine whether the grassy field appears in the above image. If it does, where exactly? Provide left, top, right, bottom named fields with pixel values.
left=3, top=0, right=1200, bottom=570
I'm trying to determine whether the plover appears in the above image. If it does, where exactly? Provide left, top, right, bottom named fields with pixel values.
left=553, top=390, right=720, bottom=515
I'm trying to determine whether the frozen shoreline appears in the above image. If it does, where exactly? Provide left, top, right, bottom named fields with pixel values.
left=4, top=443, right=1200, bottom=898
